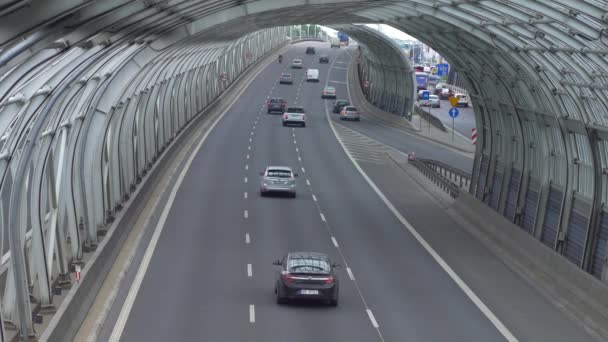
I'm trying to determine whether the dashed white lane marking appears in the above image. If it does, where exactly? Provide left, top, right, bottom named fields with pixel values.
left=298, top=156, right=301, bottom=162
left=301, top=167, right=306, bottom=173
left=249, top=305, right=255, bottom=323
left=295, top=147, right=299, bottom=152
left=245, top=164, right=248, bottom=170
left=312, top=194, right=317, bottom=202
left=293, top=139, right=297, bottom=144
left=248, top=146, right=251, bottom=150
left=251, top=131, right=254, bottom=136
left=249, top=138, right=252, bottom=142
left=366, top=309, right=379, bottom=328
left=245, top=233, right=250, bottom=244
left=244, top=192, right=248, bottom=199
left=320, top=213, right=327, bottom=223
left=247, top=264, right=253, bottom=277
left=244, top=177, right=248, bottom=183
left=306, top=179, right=311, bottom=186
left=244, top=210, right=248, bottom=219
left=246, top=154, right=250, bottom=159
left=346, top=267, right=355, bottom=281
left=331, top=236, right=339, bottom=247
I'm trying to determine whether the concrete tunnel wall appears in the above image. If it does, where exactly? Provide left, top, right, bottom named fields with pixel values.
left=1, top=0, right=608, bottom=339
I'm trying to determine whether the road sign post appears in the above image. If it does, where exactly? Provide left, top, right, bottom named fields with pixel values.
left=448, top=107, right=460, bottom=142
left=420, top=90, right=431, bottom=133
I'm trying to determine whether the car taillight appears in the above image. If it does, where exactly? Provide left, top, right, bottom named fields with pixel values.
left=282, top=274, right=296, bottom=283
left=325, top=276, right=334, bottom=284
left=284, top=114, right=288, bottom=119
left=356, top=112, right=360, bottom=115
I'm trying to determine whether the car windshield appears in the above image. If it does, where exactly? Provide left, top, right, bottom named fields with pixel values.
left=266, top=170, right=292, bottom=178
left=287, top=107, right=305, bottom=113
left=287, top=258, right=330, bottom=274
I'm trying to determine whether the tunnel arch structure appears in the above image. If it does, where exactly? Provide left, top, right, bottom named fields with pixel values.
left=1, top=0, right=608, bottom=340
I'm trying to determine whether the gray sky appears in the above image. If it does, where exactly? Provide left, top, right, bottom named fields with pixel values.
left=322, top=24, right=417, bottom=41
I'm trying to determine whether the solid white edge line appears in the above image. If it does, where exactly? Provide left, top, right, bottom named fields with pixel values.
left=366, top=309, right=379, bottom=328
left=108, top=71, right=239, bottom=341
left=245, top=233, right=250, bottom=244
left=249, top=305, right=255, bottom=323
left=324, top=96, right=518, bottom=342
left=247, top=263, right=252, bottom=277
left=346, top=267, right=355, bottom=281
left=331, top=236, right=339, bottom=247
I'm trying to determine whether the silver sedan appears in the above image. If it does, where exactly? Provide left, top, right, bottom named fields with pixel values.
left=260, top=166, right=298, bottom=197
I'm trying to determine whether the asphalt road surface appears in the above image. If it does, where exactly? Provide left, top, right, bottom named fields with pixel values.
left=111, top=42, right=596, bottom=342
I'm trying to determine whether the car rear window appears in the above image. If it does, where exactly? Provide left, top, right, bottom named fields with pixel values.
left=325, top=87, right=335, bottom=91
left=287, top=107, right=305, bottom=113
left=267, top=170, right=292, bottom=177
left=288, top=258, right=330, bottom=274
left=337, top=101, right=349, bottom=105
left=269, top=98, right=283, bottom=103
left=345, top=106, right=358, bottom=111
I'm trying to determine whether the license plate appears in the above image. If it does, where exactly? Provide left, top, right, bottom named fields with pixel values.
left=300, top=289, right=319, bottom=295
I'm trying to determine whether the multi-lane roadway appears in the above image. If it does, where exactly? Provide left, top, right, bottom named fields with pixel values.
left=104, top=42, right=596, bottom=342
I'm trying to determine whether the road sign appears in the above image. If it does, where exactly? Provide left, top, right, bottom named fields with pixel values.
left=436, top=63, right=449, bottom=76
left=421, top=90, right=430, bottom=100
left=448, top=96, right=459, bottom=107
left=449, top=107, right=459, bottom=118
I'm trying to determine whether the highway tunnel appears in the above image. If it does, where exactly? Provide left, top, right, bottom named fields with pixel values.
left=1, top=1, right=608, bottom=341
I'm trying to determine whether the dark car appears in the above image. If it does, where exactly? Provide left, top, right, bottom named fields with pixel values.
left=267, top=97, right=286, bottom=114
left=319, top=55, right=329, bottom=63
left=306, top=46, right=315, bottom=54
left=333, top=99, right=350, bottom=113
left=279, top=73, right=293, bottom=84
left=273, top=252, right=339, bottom=306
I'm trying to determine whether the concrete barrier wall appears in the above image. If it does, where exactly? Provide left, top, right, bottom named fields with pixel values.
left=452, top=191, right=608, bottom=338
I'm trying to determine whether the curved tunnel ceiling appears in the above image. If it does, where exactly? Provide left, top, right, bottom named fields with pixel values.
left=1, top=1, right=608, bottom=339
left=1, top=2, right=607, bottom=239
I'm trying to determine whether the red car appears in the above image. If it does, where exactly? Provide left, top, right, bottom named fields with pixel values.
left=267, top=97, right=286, bottom=114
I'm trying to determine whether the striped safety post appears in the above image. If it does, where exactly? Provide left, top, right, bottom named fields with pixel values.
left=471, top=128, right=477, bottom=145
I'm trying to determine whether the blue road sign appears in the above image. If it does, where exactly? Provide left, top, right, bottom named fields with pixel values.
left=421, top=90, right=430, bottom=100
left=449, top=107, right=459, bottom=118
left=436, top=63, right=449, bottom=76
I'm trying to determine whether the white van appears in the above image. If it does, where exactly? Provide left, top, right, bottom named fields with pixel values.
left=306, top=68, right=319, bottom=82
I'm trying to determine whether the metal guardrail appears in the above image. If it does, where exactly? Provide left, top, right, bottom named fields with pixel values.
left=418, top=158, right=471, bottom=190
left=414, top=105, right=447, bottom=132
left=407, top=157, right=471, bottom=198
left=409, top=158, right=461, bottom=198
